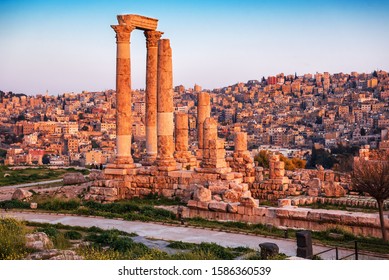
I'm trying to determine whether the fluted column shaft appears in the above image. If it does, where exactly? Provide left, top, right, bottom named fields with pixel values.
left=156, top=39, right=177, bottom=170
left=175, top=112, right=189, bottom=152
left=197, top=92, right=211, bottom=150
left=111, top=24, right=134, bottom=164
left=144, top=30, right=163, bottom=162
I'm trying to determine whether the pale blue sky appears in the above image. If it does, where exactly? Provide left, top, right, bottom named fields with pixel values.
left=1, top=0, right=388, bottom=95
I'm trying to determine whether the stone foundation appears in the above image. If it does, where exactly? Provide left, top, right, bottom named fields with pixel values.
left=87, top=165, right=247, bottom=203
left=184, top=206, right=389, bottom=239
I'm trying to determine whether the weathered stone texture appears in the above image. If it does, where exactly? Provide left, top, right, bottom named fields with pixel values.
left=12, top=189, right=33, bottom=201
left=63, top=172, right=86, bottom=185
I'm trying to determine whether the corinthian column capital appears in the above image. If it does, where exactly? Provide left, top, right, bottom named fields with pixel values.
left=111, top=24, right=135, bottom=43
left=144, top=30, right=164, bottom=48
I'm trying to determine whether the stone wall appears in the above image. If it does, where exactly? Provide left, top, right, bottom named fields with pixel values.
left=250, top=167, right=353, bottom=202
left=184, top=205, right=389, bottom=239
left=87, top=166, right=248, bottom=203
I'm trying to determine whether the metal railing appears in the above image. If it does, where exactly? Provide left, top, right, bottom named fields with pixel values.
left=311, top=240, right=389, bottom=260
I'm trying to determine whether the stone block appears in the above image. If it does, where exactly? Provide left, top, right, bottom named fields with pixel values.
left=103, top=188, right=118, bottom=196
left=253, top=207, right=268, bottom=217
left=320, top=212, right=341, bottom=223
left=275, top=208, right=289, bottom=218
left=162, top=189, right=175, bottom=198
left=237, top=205, right=245, bottom=215
left=12, top=189, right=33, bottom=201
left=259, top=242, right=279, bottom=260
left=306, top=211, right=321, bottom=221
left=25, top=232, right=53, bottom=250
left=208, top=201, right=228, bottom=212
left=197, top=201, right=210, bottom=211
left=104, top=168, right=127, bottom=175
left=138, top=188, right=152, bottom=196
left=243, top=176, right=255, bottom=183
left=322, top=181, right=346, bottom=197
left=193, top=186, right=211, bottom=202
left=288, top=209, right=308, bottom=220
left=187, top=200, right=197, bottom=208
left=209, top=149, right=226, bottom=159
left=222, top=189, right=240, bottom=203
left=278, top=199, right=291, bottom=207
left=244, top=206, right=254, bottom=216
left=239, top=196, right=258, bottom=207
left=220, top=173, right=235, bottom=180
left=227, top=203, right=239, bottom=213
left=340, top=214, right=358, bottom=225
left=208, top=183, right=229, bottom=194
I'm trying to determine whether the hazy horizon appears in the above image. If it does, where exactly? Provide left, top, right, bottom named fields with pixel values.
left=1, top=0, right=388, bottom=95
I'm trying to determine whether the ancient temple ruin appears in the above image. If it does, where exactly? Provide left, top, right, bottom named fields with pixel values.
left=86, top=14, right=388, bottom=238
left=89, top=14, right=258, bottom=207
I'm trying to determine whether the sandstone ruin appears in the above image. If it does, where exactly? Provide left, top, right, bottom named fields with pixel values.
left=85, top=14, right=389, bottom=238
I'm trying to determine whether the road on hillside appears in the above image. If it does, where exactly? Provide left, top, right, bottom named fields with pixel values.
left=2, top=210, right=377, bottom=260
left=0, top=179, right=63, bottom=189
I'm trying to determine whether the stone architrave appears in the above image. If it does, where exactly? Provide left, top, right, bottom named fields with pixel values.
left=111, top=24, right=135, bottom=165
left=197, top=92, right=210, bottom=157
left=156, top=39, right=177, bottom=171
left=144, top=30, right=163, bottom=164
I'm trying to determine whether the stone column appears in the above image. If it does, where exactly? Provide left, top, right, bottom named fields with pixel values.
left=143, top=30, right=163, bottom=164
left=111, top=24, right=135, bottom=165
left=174, top=112, right=197, bottom=168
left=175, top=112, right=189, bottom=152
left=269, top=154, right=285, bottom=179
left=197, top=92, right=210, bottom=157
left=203, top=117, right=218, bottom=151
left=156, top=39, right=177, bottom=171
left=200, top=117, right=227, bottom=170
left=234, top=132, right=247, bottom=152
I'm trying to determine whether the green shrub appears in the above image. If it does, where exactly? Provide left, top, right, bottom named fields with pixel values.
left=39, top=199, right=80, bottom=211
left=0, top=218, right=29, bottom=259
left=64, top=230, right=82, bottom=240
left=195, top=243, right=236, bottom=260
left=52, top=232, right=71, bottom=250
left=36, top=225, right=70, bottom=249
left=167, top=241, right=195, bottom=250
left=0, top=200, right=29, bottom=209
left=172, top=250, right=219, bottom=260
left=76, top=246, right=122, bottom=260
left=37, top=226, right=58, bottom=237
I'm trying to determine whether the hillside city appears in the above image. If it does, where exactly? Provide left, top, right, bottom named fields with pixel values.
left=1, top=70, right=388, bottom=168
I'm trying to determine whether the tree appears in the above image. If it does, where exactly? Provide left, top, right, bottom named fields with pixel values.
left=254, top=150, right=270, bottom=168
left=352, top=159, right=389, bottom=242
left=42, top=154, right=50, bottom=164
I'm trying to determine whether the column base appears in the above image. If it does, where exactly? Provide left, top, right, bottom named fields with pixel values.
left=174, top=151, right=198, bottom=169
left=141, top=153, right=157, bottom=166
left=196, top=149, right=203, bottom=160
left=115, top=155, right=134, bottom=165
left=156, top=158, right=178, bottom=171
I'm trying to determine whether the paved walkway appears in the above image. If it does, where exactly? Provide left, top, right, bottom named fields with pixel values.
left=1, top=210, right=368, bottom=260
